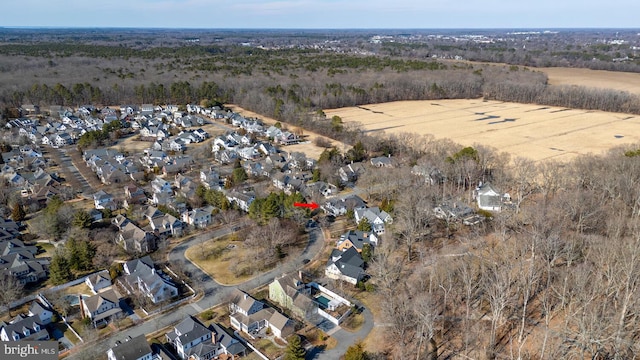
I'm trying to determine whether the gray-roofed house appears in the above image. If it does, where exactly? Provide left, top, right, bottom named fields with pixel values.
left=228, top=290, right=295, bottom=340
left=166, top=315, right=246, bottom=360
left=370, top=155, right=395, bottom=168
left=107, top=334, right=153, bottom=360
left=325, top=247, right=365, bottom=285
left=123, top=256, right=178, bottom=304
left=85, top=269, right=113, bottom=294
left=0, top=251, right=49, bottom=284
left=474, top=182, right=510, bottom=212
left=336, top=230, right=379, bottom=253
left=0, top=314, right=49, bottom=341
left=81, top=288, right=123, bottom=327
left=354, top=206, right=393, bottom=235
left=28, top=300, right=53, bottom=325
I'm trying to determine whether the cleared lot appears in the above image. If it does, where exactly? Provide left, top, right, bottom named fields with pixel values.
left=325, top=99, right=640, bottom=162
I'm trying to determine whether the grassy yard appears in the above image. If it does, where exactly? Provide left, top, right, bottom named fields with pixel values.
left=184, top=235, right=253, bottom=285
left=62, top=282, right=92, bottom=296
left=36, top=242, right=56, bottom=258
left=300, top=327, right=338, bottom=350
left=254, top=339, right=285, bottom=359
left=340, top=311, right=365, bottom=332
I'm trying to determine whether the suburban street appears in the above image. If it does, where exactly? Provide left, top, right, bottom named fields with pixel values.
left=65, top=224, right=373, bottom=360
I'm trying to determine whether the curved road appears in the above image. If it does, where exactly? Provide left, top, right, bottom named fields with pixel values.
left=67, top=224, right=373, bottom=359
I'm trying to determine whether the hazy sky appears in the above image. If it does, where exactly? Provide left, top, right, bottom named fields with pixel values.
left=4, top=0, right=640, bottom=29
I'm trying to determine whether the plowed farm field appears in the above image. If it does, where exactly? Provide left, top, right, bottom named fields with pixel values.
left=324, top=99, right=640, bottom=162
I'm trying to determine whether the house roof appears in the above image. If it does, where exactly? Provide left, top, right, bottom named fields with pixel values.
left=329, top=247, right=365, bottom=280
left=28, top=300, right=51, bottom=318
left=338, top=230, right=377, bottom=250
left=83, top=288, right=120, bottom=314
left=268, top=310, right=292, bottom=331
left=210, top=323, right=246, bottom=355
left=87, top=270, right=111, bottom=289
left=170, top=315, right=211, bottom=346
left=109, top=335, right=152, bottom=360
left=0, top=314, right=47, bottom=341
left=124, top=255, right=154, bottom=275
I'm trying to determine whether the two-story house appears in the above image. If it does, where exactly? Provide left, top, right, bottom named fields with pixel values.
left=107, top=335, right=153, bottom=360
left=81, top=288, right=123, bottom=327
left=166, top=316, right=246, bottom=360
left=85, top=269, right=113, bottom=294
left=0, top=314, right=49, bottom=341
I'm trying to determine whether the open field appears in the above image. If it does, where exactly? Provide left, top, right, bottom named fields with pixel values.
left=325, top=99, right=640, bottom=162
left=542, top=67, right=640, bottom=96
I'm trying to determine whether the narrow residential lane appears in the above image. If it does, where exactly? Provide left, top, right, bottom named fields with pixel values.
left=65, top=225, right=347, bottom=360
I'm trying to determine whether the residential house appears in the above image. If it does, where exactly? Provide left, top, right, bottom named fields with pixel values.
left=124, top=184, right=147, bottom=209
left=166, top=316, right=246, bottom=360
left=322, top=195, right=367, bottom=217
left=200, top=167, right=221, bottom=190
left=107, top=334, right=153, bottom=360
left=433, top=202, right=474, bottom=221
left=354, top=207, right=393, bottom=235
left=269, top=273, right=353, bottom=325
left=116, top=221, right=157, bottom=254
left=337, top=162, right=366, bottom=183
left=304, top=181, right=336, bottom=198
left=151, top=178, right=172, bottom=195
left=182, top=206, right=215, bottom=228
left=0, top=251, right=49, bottom=284
left=93, top=190, right=116, bottom=210
left=28, top=299, right=53, bottom=325
left=474, top=182, right=511, bottom=212
left=336, top=230, right=378, bottom=253
left=411, top=164, right=445, bottom=185
left=85, top=269, right=113, bottom=294
left=276, top=131, right=299, bottom=145
left=0, top=314, right=49, bottom=341
left=123, top=256, right=178, bottom=304
left=81, top=288, right=123, bottom=327
left=237, top=146, right=261, bottom=161
left=225, top=191, right=254, bottom=212
left=268, top=273, right=315, bottom=320
left=370, top=155, right=395, bottom=168
left=148, top=213, right=183, bottom=237
left=228, top=290, right=295, bottom=340
left=325, top=247, right=365, bottom=285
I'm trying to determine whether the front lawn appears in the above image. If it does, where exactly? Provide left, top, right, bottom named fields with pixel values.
left=184, top=234, right=252, bottom=285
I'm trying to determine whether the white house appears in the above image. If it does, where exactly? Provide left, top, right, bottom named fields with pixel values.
left=85, top=270, right=113, bottom=294
left=354, top=207, right=393, bottom=235
left=81, top=289, right=123, bottom=327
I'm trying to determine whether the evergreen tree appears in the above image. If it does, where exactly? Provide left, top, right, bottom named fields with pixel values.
left=344, top=341, right=368, bottom=360
left=11, top=203, right=25, bottom=221
left=72, top=210, right=93, bottom=229
left=66, top=238, right=80, bottom=271
left=49, top=252, right=72, bottom=285
left=357, top=218, right=372, bottom=232
left=77, top=240, right=96, bottom=271
left=284, top=334, right=306, bottom=360
left=361, top=243, right=373, bottom=263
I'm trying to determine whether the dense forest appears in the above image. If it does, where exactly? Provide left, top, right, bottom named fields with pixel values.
left=3, top=39, right=640, bottom=148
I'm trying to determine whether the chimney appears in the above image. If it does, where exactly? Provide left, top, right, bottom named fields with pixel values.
left=79, top=295, right=85, bottom=319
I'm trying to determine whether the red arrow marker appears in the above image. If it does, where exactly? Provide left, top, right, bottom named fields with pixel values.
left=293, top=202, right=319, bottom=210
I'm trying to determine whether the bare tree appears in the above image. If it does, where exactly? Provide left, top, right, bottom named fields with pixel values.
left=0, top=274, right=24, bottom=316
